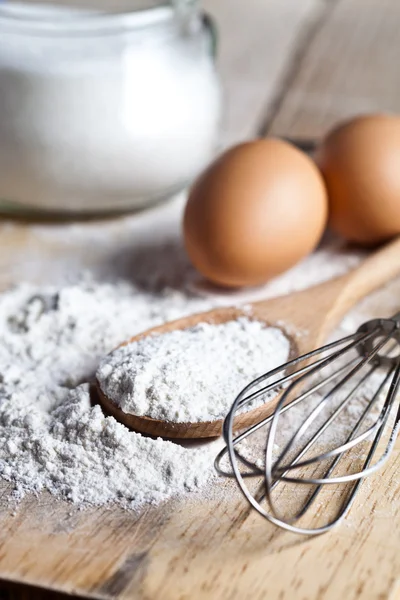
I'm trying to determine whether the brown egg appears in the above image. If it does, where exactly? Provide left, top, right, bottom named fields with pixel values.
left=316, top=113, right=400, bottom=245
left=183, top=138, right=328, bottom=288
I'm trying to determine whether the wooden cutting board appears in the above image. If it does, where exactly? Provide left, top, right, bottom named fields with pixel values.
left=0, top=447, right=398, bottom=600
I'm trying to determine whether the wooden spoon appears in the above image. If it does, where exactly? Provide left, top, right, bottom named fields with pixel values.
left=96, top=237, right=400, bottom=439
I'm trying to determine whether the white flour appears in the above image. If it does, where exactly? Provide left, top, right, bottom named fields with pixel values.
left=97, top=318, right=290, bottom=423
left=0, top=279, right=221, bottom=507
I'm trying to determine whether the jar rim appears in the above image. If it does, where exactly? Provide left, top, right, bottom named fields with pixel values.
left=0, top=2, right=180, bottom=37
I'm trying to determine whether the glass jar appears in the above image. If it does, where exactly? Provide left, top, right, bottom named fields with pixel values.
left=0, top=1, right=221, bottom=216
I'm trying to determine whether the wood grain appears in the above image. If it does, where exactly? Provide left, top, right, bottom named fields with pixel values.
left=268, top=0, right=400, bottom=141
left=0, top=435, right=399, bottom=599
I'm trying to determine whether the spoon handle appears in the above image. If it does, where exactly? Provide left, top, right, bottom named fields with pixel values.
left=323, top=236, right=400, bottom=332
left=252, top=236, right=400, bottom=352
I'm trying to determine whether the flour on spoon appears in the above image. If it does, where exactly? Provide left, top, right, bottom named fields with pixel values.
left=97, top=318, right=290, bottom=423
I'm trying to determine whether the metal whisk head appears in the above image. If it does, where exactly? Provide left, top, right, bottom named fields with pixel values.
left=215, top=315, right=400, bottom=535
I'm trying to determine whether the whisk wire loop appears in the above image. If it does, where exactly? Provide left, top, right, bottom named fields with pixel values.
left=267, top=328, right=395, bottom=481
left=216, top=328, right=379, bottom=480
left=217, top=316, right=400, bottom=535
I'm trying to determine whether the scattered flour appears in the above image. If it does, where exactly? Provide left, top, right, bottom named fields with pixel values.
left=0, top=214, right=385, bottom=510
left=97, top=318, right=290, bottom=423
left=0, top=278, right=221, bottom=507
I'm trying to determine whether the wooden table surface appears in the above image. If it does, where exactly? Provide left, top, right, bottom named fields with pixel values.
left=1, top=1, right=400, bottom=598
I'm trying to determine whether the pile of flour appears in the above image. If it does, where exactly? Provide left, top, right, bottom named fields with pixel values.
left=97, top=318, right=290, bottom=423
left=0, top=278, right=222, bottom=507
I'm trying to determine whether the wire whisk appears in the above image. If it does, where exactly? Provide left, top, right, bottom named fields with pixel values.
left=215, top=314, right=400, bottom=535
